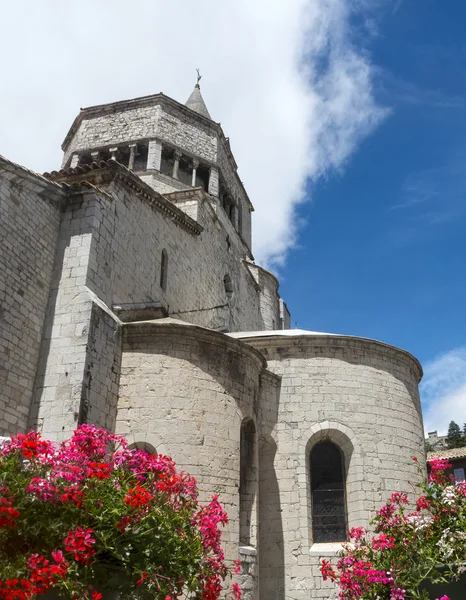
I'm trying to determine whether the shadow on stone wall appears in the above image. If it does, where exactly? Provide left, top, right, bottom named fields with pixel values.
left=258, top=435, right=284, bottom=600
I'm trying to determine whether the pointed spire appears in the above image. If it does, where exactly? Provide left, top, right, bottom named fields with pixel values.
left=185, top=70, right=211, bottom=119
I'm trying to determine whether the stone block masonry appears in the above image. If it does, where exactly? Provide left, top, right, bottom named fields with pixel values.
left=0, top=157, right=63, bottom=435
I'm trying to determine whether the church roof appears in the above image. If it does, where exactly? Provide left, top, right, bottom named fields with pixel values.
left=185, top=84, right=211, bottom=119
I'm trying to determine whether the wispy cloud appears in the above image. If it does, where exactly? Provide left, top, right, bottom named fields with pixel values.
left=382, top=75, right=465, bottom=110
left=391, top=0, right=404, bottom=16
left=421, top=347, right=466, bottom=435
left=0, top=0, right=387, bottom=268
left=388, top=159, right=466, bottom=245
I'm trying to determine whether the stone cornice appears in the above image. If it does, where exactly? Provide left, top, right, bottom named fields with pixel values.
left=43, top=160, right=203, bottom=236
left=233, top=333, right=423, bottom=383
left=122, top=319, right=268, bottom=371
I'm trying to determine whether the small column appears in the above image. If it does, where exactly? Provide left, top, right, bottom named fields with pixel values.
left=70, top=154, right=79, bottom=169
left=90, top=151, right=100, bottom=163
left=109, top=147, right=119, bottom=161
left=173, top=150, right=182, bottom=179
left=208, top=166, right=219, bottom=197
left=147, top=140, right=162, bottom=171
left=128, top=144, right=138, bottom=170
left=191, top=159, right=199, bottom=187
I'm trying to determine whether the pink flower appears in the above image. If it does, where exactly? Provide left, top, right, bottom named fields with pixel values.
left=349, top=527, right=366, bottom=542
left=232, top=582, right=241, bottom=600
left=371, top=534, right=395, bottom=551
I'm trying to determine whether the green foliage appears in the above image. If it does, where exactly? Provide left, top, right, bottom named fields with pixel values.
left=445, top=420, right=465, bottom=449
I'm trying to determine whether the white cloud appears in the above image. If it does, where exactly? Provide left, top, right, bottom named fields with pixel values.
left=421, top=347, right=466, bottom=435
left=0, top=0, right=386, bottom=266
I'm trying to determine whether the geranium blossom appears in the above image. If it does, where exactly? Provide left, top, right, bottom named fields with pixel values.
left=320, top=455, right=466, bottom=599
left=0, top=425, right=240, bottom=600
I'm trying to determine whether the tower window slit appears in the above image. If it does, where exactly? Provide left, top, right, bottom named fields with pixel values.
left=160, top=249, right=168, bottom=290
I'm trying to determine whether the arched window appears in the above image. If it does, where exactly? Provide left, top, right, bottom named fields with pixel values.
left=128, top=442, right=156, bottom=455
left=160, top=249, right=168, bottom=290
left=310, top=440, right=347, bottom=543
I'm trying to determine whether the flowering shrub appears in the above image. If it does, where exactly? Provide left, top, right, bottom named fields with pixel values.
left=0, top=426, right=240, bottom=600
left=320, top=457, right=466, bottom=600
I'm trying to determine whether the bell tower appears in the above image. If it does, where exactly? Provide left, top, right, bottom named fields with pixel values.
left=60, top=80, right=254, bottom=253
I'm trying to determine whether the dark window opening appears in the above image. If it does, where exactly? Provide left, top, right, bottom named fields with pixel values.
left=128, top=442, right=156, bottom=455
left=178, top=156, right=192, bottom=186
left=133, top=144, right=148, bottom=171
left=196, top=165, right=210, bottom=191
left=117, top=147, right=131, bottom=168
left=311, top=440, right=347, bottom=543
left=160, top=249, right=168, bottom=290
left=240, top=419, right=256, bottom=545
left=161, top=147, right=175, bottom=177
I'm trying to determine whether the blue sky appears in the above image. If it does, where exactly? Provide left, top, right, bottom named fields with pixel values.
left=0, top=0, right=464, bottom=434
left=282, top=0, right=466, bottom=433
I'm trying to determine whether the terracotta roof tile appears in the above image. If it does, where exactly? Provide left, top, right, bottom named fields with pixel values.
left=427, top=447, right=466, bottom=460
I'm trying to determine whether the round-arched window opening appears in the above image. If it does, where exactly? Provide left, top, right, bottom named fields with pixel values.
left=128, top=442, right=157, bottom=455
left=310, top=440, right=347, bottom=543
left=224, top=274, right=234, bottom=301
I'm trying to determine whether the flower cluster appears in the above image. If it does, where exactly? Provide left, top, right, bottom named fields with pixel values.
left=320, top=456, right=465, bottom=599
left=0, top=425, right=240, bottom=600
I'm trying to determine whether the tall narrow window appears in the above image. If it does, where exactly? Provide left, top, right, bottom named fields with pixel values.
left=310, top=441, right=347, bottom=543
left=224, top=274, right=233, bottom=301
left=240, top=419, right=256, bottom=545
left=160, top=249, right=168, bottom=290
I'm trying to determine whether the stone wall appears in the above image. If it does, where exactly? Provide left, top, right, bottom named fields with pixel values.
left=62, top=104, right=162, bottom=166
left=29, top=190, right=107, bottom=439
left=30, top=165, right=280, bottom=439
left=246, top=264, right=281, bottom=330
left=93, top=176, right=263, bottom=332
left=116, top=321, right=266, bottom=569
left=237, top=332, right=425, bottom=600
left=157, top=104, right=217, bottom=163
left=0, top=158, right=63, bottom=435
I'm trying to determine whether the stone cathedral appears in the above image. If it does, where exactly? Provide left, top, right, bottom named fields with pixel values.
left=0, top=83, right=425, bottom=599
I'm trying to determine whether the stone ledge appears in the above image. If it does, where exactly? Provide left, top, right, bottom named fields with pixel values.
left=309, top=542, right=345, bottom=556
left=113, top=302, right=168, bottom=323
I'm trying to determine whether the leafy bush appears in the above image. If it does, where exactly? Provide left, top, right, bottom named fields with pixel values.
left=0, top=426, right=241, bottom=600
left=320, top=457, right=466, bottom=600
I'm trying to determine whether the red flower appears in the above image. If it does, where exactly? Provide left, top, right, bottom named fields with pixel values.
left=92, top=591, right=102, bottom=600
left=124, top=484, right=152, bottom=509
left=0, top=498, right=20, bottom=528
left=232, top=583, right=241, bottom=600
left=320, top=559, right=337, bottom=582
left=64, top=527, right=96, bottom=564
left=60, top=487, right=84, bottom=508
left=416, top=496, right=431, bottom=511
left=116, top=515, right=132, bottom=533
left=85, top=462, right=111, bottom=480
